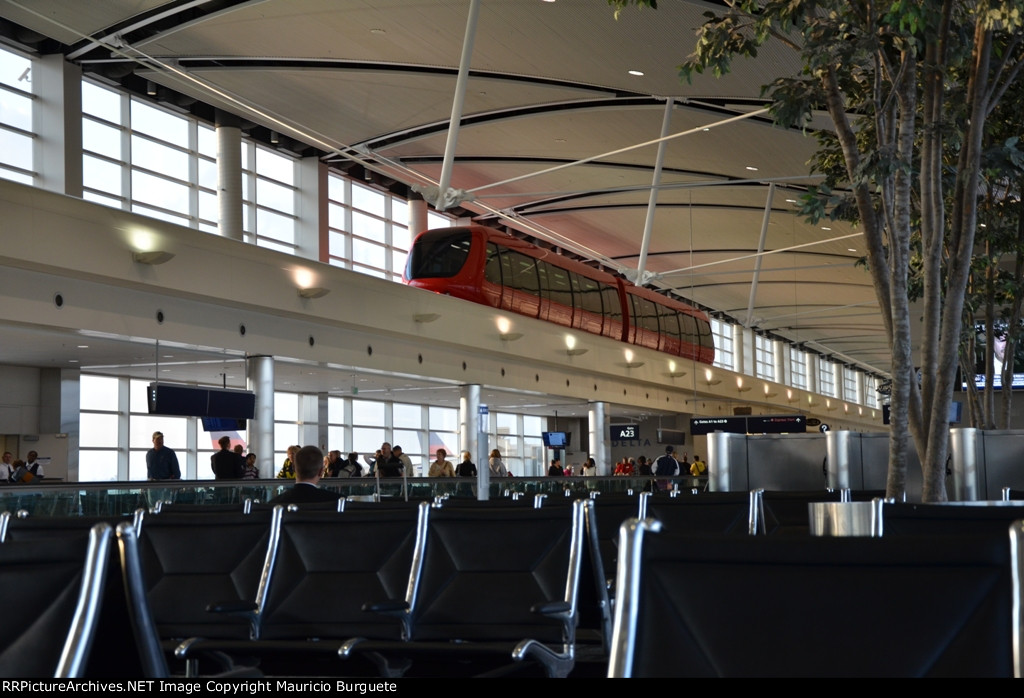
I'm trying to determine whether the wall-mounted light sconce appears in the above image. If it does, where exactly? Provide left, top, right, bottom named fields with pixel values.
left=704, top=368, right=722, bottom=386
left=736, top=378, right=752, bottom=393
left=298, top=287, right=330, bottom=299
left=132, top=250, right=175, bottom=265
left=413, top=313, right=441, bottom=323
left=618, top=349, right=645, bottom=369
left=763, top=385, right=778, bottom=398
left=786, top=389, right=798, bottom=403
left=825, top=399, right=837, bottom=411
left=807, top=395, right=820, bottom=408
left=495, top=317, right=522, bottom=341
left=665, top=360, right=687, bottom=378
left=565, top=335, right=588, bottom=356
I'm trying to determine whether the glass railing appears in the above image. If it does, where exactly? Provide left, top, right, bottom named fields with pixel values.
left=0, top=475, right=701, bottom=516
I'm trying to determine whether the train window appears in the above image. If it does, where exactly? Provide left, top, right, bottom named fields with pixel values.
left=575, top=274, right=603, bottom=315
left=508, top=251, right=541, bottom=293
left=680, top=313, right=698, bottom=344
left=484, top=242, right=502, bottom=284
left=544, top=263, right=573, bottom=307
left=658, top=305, right=682, bottom=340
left=632, top=295, right=659, bottom=333
left=406, top=229, right=472, bottom=279
left=603, top=285, right=622, bottom=322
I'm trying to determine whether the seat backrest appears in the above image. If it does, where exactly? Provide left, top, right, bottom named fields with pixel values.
left=257, top=503, right=425, bottom=641
left=759, top=489, right=843, bottom=535
left=132, top=508, right=275, bottom=641
left=643, top=490, right=752, bottom=536
left=408, top=501, right=584, bottom=644
left=610, top=520, right=1015, bottom=677
left=0, top=523, right=113, bottom=678
left=1, top=511, right=138, bottom=543
left=881, top=502, right=1024, bottom=536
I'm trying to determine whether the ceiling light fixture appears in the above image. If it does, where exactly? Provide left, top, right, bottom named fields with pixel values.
left=298, top=287, right=330, bottom=299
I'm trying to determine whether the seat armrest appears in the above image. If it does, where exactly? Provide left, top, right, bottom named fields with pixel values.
left=531, top=600, right=571, bottom=617
left=362, top=599, right=410, bottom=616
left=207, top=600, right=259, bottom=614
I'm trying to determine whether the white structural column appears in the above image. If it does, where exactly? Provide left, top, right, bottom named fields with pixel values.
left=408, top=193, right=429, bottom=236
left=588, top=401, right=608, bottom=476
left=216, top=110, right=244, bottom=241
left=34, top=54, right=82, bottom=197
left=296, top=155, right=326, bottom=262
left=459, top=384, right=488, bottom=499
left=247, top=355, right=275, bottom=477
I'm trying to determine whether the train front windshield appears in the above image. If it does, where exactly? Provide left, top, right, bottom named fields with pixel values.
left=406, top=229, right=473, bottom=279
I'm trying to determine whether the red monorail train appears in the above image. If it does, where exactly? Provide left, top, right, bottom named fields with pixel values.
left=404, top=226, right=714, bottom=364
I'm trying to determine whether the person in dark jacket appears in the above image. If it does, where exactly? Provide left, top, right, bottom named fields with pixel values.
left=456, top=451, right=477, bottom=477
left=211, top=435, right=244, bottom=479
left=270, top=445, right=342, bottom=504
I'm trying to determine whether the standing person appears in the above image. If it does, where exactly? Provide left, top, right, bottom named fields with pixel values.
left=340, top=452, right=363, bottom=477
left=24, top=451, right=44, bottom=479
left=488, top=449, right=508, bottom=477
left=269, top=445, right=342, bottom=504
left=277, top=445, right=299, bottom=479
left=548, top=458, right=564, bottom=476
left=242, top=453, right=260, bottom=479
left=0, top=451, right=13, bottom=483
left=211, top=435, right=244, bottom=480
left=375, top=442, right=404, bottom=478
left=146, top=431, right=181, bottom=481
left=363, top=449, right=383, bottom=475
left=636, top=455, right=653, bottom=476
left=392, top=445, right=413, bottom=476
left=428, top=448, right=455, bottom=477
left=581, top=456, right=597, bottom=477
left=654, top=445, right=680, bottom=491
left=324, top=449, right=343, bottom=477
left=456, top=451, right=477, bottom=477
left=690, top=454, right=708, bottom=488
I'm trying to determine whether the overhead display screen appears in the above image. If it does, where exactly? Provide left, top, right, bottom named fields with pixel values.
left=690, top=414, right=807, bottom=435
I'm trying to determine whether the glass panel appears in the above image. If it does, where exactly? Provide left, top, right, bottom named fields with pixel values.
left=353, top=237, right=386, bottom=268
left=392, top=224, right=410, bottom=253
left=353, top=211, right=385, bottom=242
left=82, top=118, right=121, bottom=160
left=80, top=374, right=119, bottom=411
left=197, top=124, right=217, bottom=158
left=328, top=425, right=346, bottom=453
left=198, top=190, right=217, bottom=223
left=393, top=403, right=421, bottom=428
left=352, top=399, right=385, bottom=425
left=0, top=89, right=31, bottom=131
left=256, top=177, right=295, bottom=214
left=275, top=392, right=299, bottom=421
left=523, top=415, right=543, bottom=435
left=131, top=415, right=186, bottom=450
left=198, top=157, right=217, bottom=190
left=0, top=129, right=31, bottom=170
left=392, top=199, right=408, bottom=225
left=130, top=203, right=189, bottom=226
left=130, top=379, right=150, bottom=414
left=256, top=207, right=295, bottom=244
left=131, top=170, right=189, bottom=213
left=82, top=81, right=121, bottom=123
left=80, top=413, right=118, bottom=448
left=0, top=48, right=31, bottom=90
left=353, top=426, right=386, bottom=454
left=0, top=168, right=32, bottom=185
left=79, top=450, right=118, bottom=482
left=327, top=173, right=347, bottom=203
left=131, top=135, right=189, bottom=181
left=428, top=406, right=457, bottom=432
left=328, top=396, right=345, bottom=424
left=255, top=147, right=294, bottom=185
left=352, top=182, right=385, bottom=216
left=131, top=99, right=188, bottom=143
left=274, top=423, right=299, bottom=452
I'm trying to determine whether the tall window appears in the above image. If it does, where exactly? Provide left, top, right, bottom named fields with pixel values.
left=0, top=46, right=33, bottom=184
left=789, top=346, right=809, bottom=390
left=818, top=358, right=836, bottom=397
left=81, top=81, right=219, bottom=230
left=843, top=365, right=860, bottom=403
left=711, top=318, right=734, bottom=371
left=243, top=143, right=297, bottom=251
left=754, top=334, right=775, bottom=381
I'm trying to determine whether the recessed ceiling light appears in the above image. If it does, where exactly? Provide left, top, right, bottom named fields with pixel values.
left=821, top=226, right=831, bottom=231
left=370, top=28, right=386, bottom=34
left=77, top=345, right=88, bottom=349
left=628, top=69, right=644, bottom=76
left=785, top=198, right=797, bottom=203
left=745, top=166, right=758, bottom=171
left=68, top=359, right=78, bottom=363
left=848, top=248, right=857, bottom=252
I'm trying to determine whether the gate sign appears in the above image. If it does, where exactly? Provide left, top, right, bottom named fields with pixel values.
left=690, top=414, right=807, bottom=435
left=610, top=424, right=638, bottom=440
